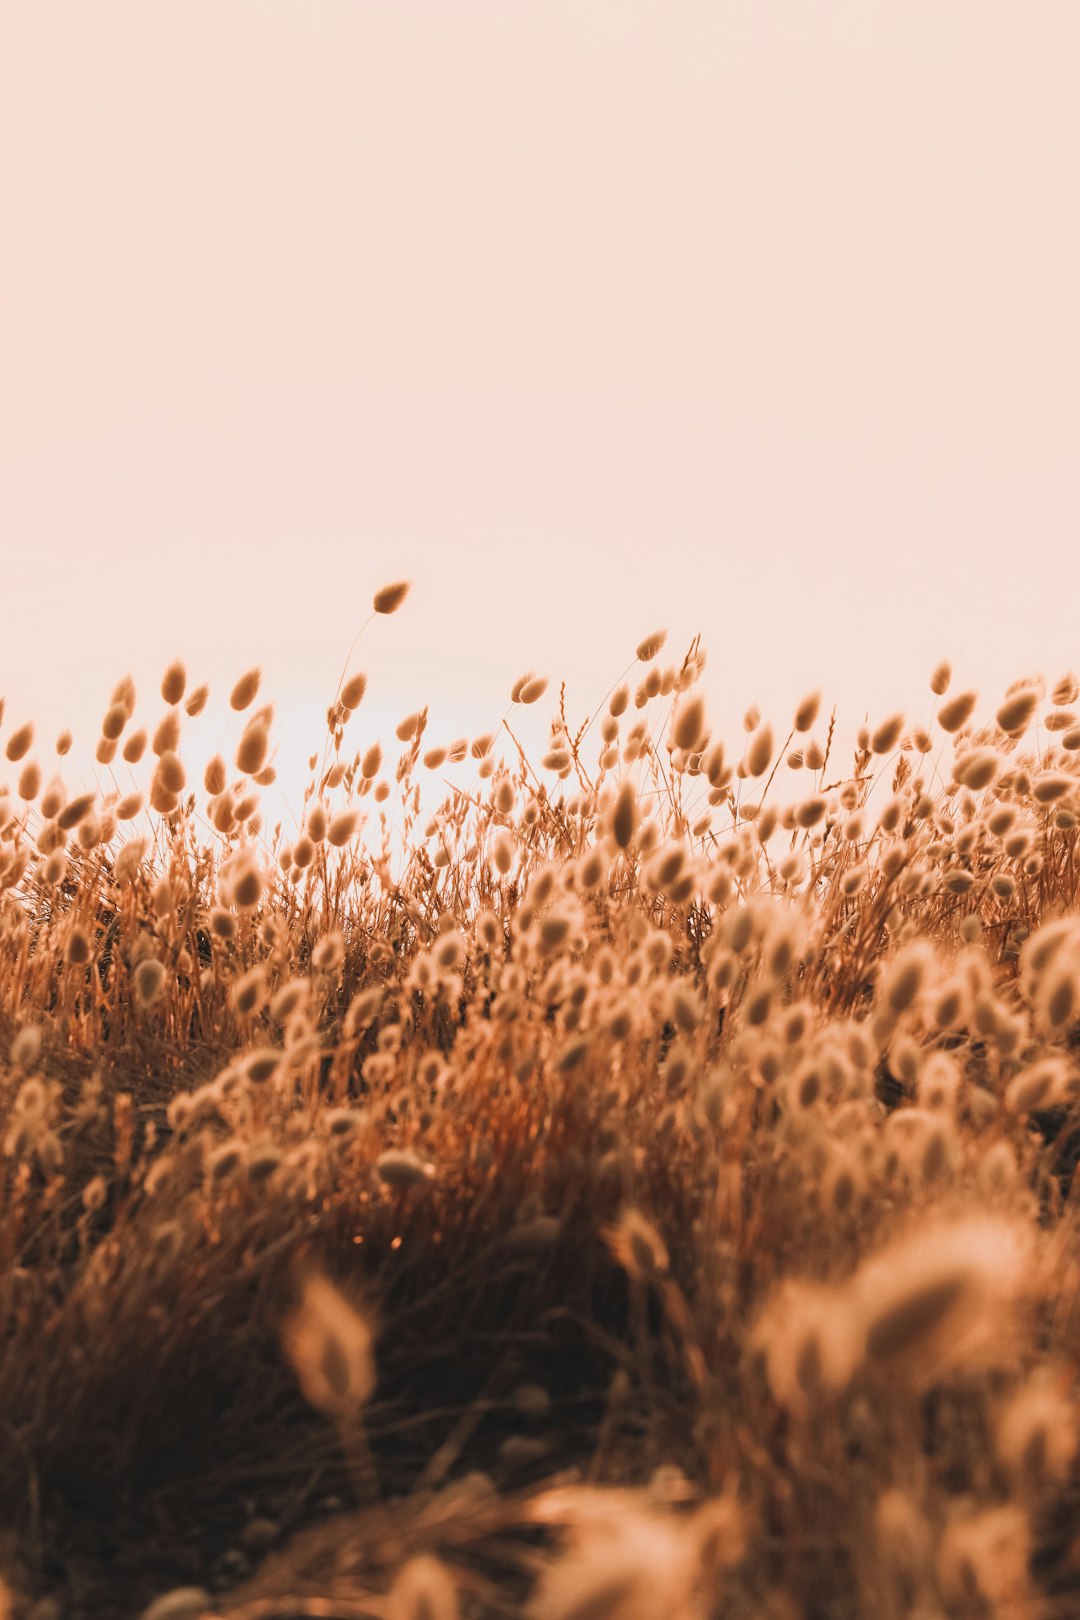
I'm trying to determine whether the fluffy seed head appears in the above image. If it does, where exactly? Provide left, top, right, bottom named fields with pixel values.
left=6, top=723, right=33, bottom=763
left=672, top=694, right=706, bottom=753
left=284, top=1273, right=376, bottom=1419
left=305, top=802, right=327, bottom=844
left=605, top=1208, right=670, bottom=1281
left=745, top=724, right=773, bottom=778
left=231, top=965, right=266, bottom=1015
left=11, top=1023, right=43, bottom=1071
left=327, top=810, right=359, bottom=847
left=871, top=713, right=904, bottom=755
left=230, top=668, right=261, bottom=711
left=853, top=1213, right=1032, bottom=1383
left=134, top=958, right=167, bottom=1008
left=185, top=684, right=209, bottom=717
left=102, top=703, right=128, bottom=741
left=229, top=853, right=264, bottom=910
left=937, top=690, right=977, bottom=732
left=57, top=792, right=96, bottom=832
left=161, top=661, right=187, bottom=705
left=236, top=719, right=269, bottom=776
left=995, top=1375, right=1077, bottom=1489
left=155, top=752, right=186, bottom=795
left=612, top=781, right=638, bottom=850
left=953, top=746, right=1000, bottom=791
left=635, top=629, right=667, bottom=663
left=387, top=1556, right=459, bottom=1620
left=493, top=831, right=514, bottom=875
left=341, top=672, right=367, bottom=710
left=882, top=941, right=933, bottom=1016
left=373, top=580, right=410, bottom=614
left=997, top=686, right=1039, bottom=738
left=377, top=1148, right=436, bottom=1190
left=204, top=756, right=227, bottom=795
left=794, top=689, right=821, bottom=732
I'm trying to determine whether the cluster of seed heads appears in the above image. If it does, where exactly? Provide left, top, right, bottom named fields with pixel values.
left=3, top=596, right=1080, bottom=1620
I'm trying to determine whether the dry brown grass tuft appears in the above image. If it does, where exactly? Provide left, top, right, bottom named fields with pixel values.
left=2, top=607, right=1080, bottom=1619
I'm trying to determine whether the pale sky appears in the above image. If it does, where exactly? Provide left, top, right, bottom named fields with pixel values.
left=2, top=3, right=1078, bottom=827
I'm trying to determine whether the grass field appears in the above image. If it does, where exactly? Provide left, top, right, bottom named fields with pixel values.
left=2, top=584, right=1080, bottom=1620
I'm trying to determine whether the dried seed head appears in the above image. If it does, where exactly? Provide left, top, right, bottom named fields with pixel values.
left=185, top=684, right=209, bottom=718
left=672, top=694, right=706, bottom=753
left=39, top=779, right=64, bottom=819
left=284, top=1273, right=376, bottom=1419
left=5, top=722, right=33, bottom=763
left=327, top=810, right=359, bottom=847
left=123, top=729, right=148, bottom=764
left=995, top=1375, right=1077, bottom=1489
left=997, top=686, right=1039, bottom=738
left=306, top=802, right=328, bottom=843
left=134, top=958, right=167, bottom=1008
left=794, top=689, right=821, bottom=732
left=953, top=746, right=1000, bottom=791
left=229, top=853, right=264, bottom=910
left=387, top=1555, right=459, bottom=1620
left=236, top=718, right=269, bottom=776
left=376, top=1148, right=436, bottom=1190
left=936, top=1505, right=1031, bottom=1614
left=57, top=792, right=96, bottom=832
left=110, top=674, right=136, bottom=715
left=152, top=711, right=181, bottom=757
left=882, top=941, right=933, bottom=1016
left=606, top=1208, right=670, bottom=1280
left=373, top=579, right=410, bottom=614
left=612, top=781, right=638, bottom=850
left=636, top=629, right=667, bottom=663
left=871, top=713, right=904, bottom=755
left=492, top=830, right=514, bottom=875
left=102, top=702, right=128, bottom=741
left=18, top=762, right=41, bottom=802
left=161, top=661, right=187, bottom=705
left=937, top=690, right=977, bottom=733
left=930, top=660, right=953, bottom=696
left=745, top=724, right=773, bottom=778
left=312, top=931, right=344, bottom=972
left=210, top=906, right=237, bottom=940
left=11, top=1024, right=43, bottom=1071
left=854, top=1213, right=1031, bottom=1382
left=204, top=756, right=227, bottom=795
left=341, top=672, right=367, bottom=710
left=230, top=668, right=261, bottom=711
left=155, top=751, right=186, bottom=795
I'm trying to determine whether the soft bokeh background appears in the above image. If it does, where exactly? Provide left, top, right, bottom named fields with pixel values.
left=2, top=2, right=1078, bottom=833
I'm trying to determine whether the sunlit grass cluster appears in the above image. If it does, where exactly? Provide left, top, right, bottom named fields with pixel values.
left=3, top=584, right=1080, bottom=1619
